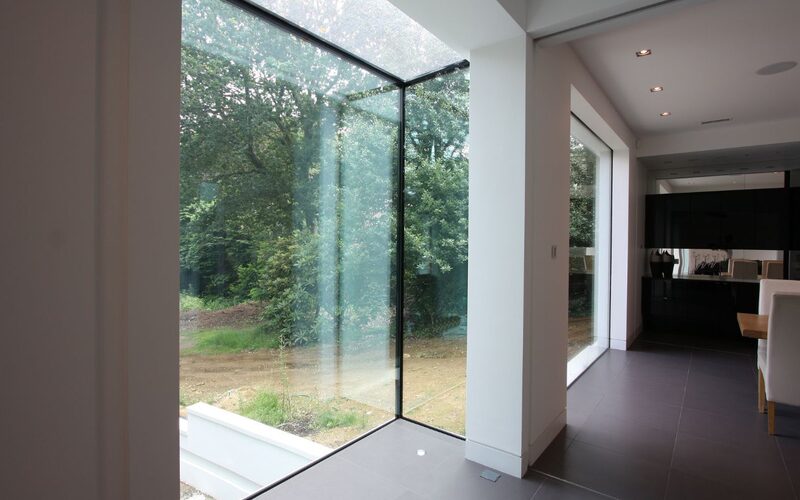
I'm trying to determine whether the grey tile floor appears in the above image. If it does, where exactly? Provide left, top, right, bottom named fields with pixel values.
left=255, top=337, right=800, bottom=500
left=536, top=337, right=800, bottom=499
left=256, top=418, right=604, bottom=499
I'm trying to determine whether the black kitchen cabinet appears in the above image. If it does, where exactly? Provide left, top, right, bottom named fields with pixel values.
left=755, top=188, right=788, bottom=249
left=645, top=195, right=664, bottom=248
left=642, top=276, right=759, bottom=337
left=645, top=188, right=787, bottom=250
left=689, top=191, right=723, bottom=248
left=666, top=193, right=692, bottom=248
left=718, top=190, right=756, bottom=249
left=790, top=187, right=800, bottom=250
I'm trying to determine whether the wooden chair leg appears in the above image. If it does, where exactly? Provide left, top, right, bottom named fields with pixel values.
left=768, top=401, right=776, bottom=435
left=758, top=370, right=766, bottom=414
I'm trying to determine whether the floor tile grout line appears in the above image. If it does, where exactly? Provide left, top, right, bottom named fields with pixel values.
left=662, top=349, right=691, bottom=500
left=529, top=469, right=619, bottom=499
left=774, top=437, right=799, bottom=499
left=639, top=338, right=756, bottom=359
left=526, top=475, right=545, bottom=500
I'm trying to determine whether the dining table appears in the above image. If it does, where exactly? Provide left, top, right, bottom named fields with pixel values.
left=737, top=312, right=769, bottom=339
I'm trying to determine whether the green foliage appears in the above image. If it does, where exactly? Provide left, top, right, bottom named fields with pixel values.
left=180, top=293, right=205, bottom=312
left=403, top=70, right=469, bottom=336
left=179, top=0, right=469, bottom=345
left=187, top=327, right=281, bottom=354
left=569, top=137, right=597, bottom=249
left=180, top=293, right=240, bottom=312
left=256, top=231, right=322, bottom=346
left=179, top=390, right=201, bottom=407
left=315, top=409, right=366, bottom=430
left=569, top=295, right=593, bottom=318
left=240, top=392, right=290, bottom=427
left=239, top=391, right=366, bottom=432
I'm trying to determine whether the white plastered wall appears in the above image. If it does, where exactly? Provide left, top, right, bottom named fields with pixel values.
left=1, top=1, right=181, bottom=498
left=466, top=34, right=534, bottom=478
left=466, top=36, right=642, bottom=476
left=526, top=41, right=642, bottom=462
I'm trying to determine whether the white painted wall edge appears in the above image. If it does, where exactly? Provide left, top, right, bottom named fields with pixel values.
left=611, top=338, right=629, bottom=351
left=638, top=117, right=800, bottom=157
left=527, top=409, right=566, bottom=464
left=465, top=439, right=530, bottom=478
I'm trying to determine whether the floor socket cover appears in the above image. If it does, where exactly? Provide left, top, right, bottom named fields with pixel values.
left=480, top=470, right=501, bottom=482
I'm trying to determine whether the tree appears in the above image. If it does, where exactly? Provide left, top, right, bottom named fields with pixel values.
left=569, top=137, right=596, bottom=249
left=179, top=0, right=469, bottom=343
left=403, top=70, right=469, bottom=334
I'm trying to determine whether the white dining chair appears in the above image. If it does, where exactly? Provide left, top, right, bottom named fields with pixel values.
left=758, top=292, right=800, bottom=435
left=756, top=279, right=800, bottom=413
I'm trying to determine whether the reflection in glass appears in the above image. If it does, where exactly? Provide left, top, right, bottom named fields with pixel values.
left=251, top=0, right=463, bottom=80
left=402, top=68, right=469, bottom=434
left=568, top=117, right=611, bottom=383
left=179, top=0, right=398, bottom=494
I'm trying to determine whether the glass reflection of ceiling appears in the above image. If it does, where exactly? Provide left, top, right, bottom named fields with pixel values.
left=182, top=0, right=392, bottom=100
left=250, top=0, right=465, bottom=81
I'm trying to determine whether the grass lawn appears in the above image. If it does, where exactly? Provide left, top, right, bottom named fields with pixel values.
left=183, top=326, right=281, bottom=355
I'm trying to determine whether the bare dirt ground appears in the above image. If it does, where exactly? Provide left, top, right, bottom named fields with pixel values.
left=180, top=335, right=467, bottom=447
left=180, top=482, right=212, bottom=500
left=180, top=302, right=262, bottom=348
left=568, top=317, right=593, bottom=360
left=179, top=305, right=594, bottom=449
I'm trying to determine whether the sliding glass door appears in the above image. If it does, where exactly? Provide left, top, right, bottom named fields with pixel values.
left=567, top=116, right=611, bottom=384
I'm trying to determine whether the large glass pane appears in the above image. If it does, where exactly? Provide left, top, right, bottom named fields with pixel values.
left=251, top=0, right=464, bottom=80
left=179, top=0, right=399, bottom=496
left=568, top=117, right=611, bottom=384
left=402, top=68, right=469, bottom=434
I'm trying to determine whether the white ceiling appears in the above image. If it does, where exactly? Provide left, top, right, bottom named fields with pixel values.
left=570, top=0, right=800, bottom=136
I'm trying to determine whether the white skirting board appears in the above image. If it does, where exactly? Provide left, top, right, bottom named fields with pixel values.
left=465, top=439, right=530, bottom=478
left=528, top=409, right=566, bottom=466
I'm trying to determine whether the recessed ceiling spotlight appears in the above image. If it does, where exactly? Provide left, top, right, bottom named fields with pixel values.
left=756, top=61, right=797, bottom=75
left=650, top=86, right=664, bottom=92
left=660, top=112, right=671, bottom=117
left=636, top=49, right=652, bottom=57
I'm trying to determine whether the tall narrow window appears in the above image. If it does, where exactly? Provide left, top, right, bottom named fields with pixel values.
left=568, top=116, right=612, bottom=384
left=402, top=68, right=469, bottom=434
left=179, top=0, right=398, bottom=495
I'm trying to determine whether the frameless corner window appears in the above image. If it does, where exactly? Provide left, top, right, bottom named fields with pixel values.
left=179, top=0, right=468, bottom=496
left=402, top=68, right=469, bottom=435
left=249, top=0, right=465, bottom=80
left=180, top=0, right=399, bottom=495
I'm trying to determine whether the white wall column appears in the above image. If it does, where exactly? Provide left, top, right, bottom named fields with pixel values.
left=466, top=34, right=537, bottom=478
left=467, top=39, right=642, bottom=478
